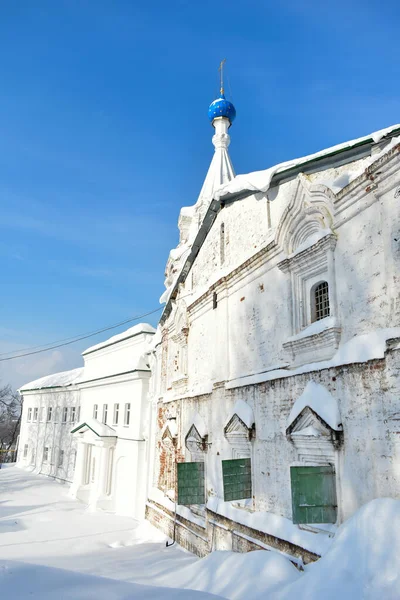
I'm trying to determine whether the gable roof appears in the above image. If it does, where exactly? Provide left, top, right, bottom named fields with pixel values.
left=19, top=367, right=84, bottom=393
left=160, top=125, right=400, bottom=325
left=82, top=323, right=155, bottom=356
left=71, top=418, right=117, bottom=438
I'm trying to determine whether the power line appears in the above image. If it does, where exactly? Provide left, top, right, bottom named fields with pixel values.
left=0, top=307, right=163, bottom=362
left=0, top=309, right=159, bottom=357
left=0, top=278, right=200, bottom=363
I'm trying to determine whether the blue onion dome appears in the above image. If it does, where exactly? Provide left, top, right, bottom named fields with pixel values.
left=208, top=93, right=236, bottom=124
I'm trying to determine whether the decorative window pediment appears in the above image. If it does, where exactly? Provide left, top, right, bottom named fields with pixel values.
left=224, top=401, right=255, bottom=457
left=224, top=414, right=253, bottom=440
left=276, top=177, right=341, bottom=367
left=286, top=406, right=342, bottom=447
left=286, top=382, right=343, bottom=462
left=161, top=418, right=178, bottom=448
left=185, top=424, right=208, bottom=454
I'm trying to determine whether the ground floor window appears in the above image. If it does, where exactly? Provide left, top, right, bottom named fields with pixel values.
left=43, top=447, right=50, bottom=463
left=23, top=444, right=28, bottom=458
left=290, top=465, right=337, bottom=524
left=58, top=450, right=64, bottom=467
left=177, top=461, right=205, bottom=505
left=222, top=458, right=252, bottom=502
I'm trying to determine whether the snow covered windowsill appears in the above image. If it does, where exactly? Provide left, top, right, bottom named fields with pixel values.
left=283, top=317, right=341, bottom=367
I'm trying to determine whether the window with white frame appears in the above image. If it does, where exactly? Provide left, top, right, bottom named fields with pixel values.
left=124, top=403, right=131, bottom=426
left=102, top=404, right=108, bottom=424
left=278, top=231, right=340, bottom=366
left=70, top=407, right=76, bottom=422
left=27, top=408, right=32, bottom=422
left=76, top=406, right=80, bottom=422
left=23, top=444, right=28, bottom=458
left=33, top=407, right=38, bottom=422
left=93, top=404, right=98, bottom=419
left=40, top=407, right=45, bottom=422
left=43, top=447, right=50, bottom=462
left=58, top=450, right=64, bottom=468
left=62, top=407, right=68, bottom=423
left=47, top=407, right=53, bottom=422
left=113, top=403, right=119, bottom=425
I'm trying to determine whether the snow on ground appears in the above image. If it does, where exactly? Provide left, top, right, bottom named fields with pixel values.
left=0, top=466, right=222, bottom=599
left=1, top=467, right=400, bottom=600
left=267, top=498, right=400, bottom=600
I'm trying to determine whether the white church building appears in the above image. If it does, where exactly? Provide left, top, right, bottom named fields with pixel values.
left=18, top=323, right=155, bottom=520
left=145, top=87, right=400, bottom=562
left=17, top=80, right=400, bottom=564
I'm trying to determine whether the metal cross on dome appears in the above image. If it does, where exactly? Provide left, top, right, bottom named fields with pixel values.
left=218, top=58, right=226, bottom=95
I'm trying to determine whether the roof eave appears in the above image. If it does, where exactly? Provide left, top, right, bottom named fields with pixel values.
left=159, top=128, right=400, bottom=326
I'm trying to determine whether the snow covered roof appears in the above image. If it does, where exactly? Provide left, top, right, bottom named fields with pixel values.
left=225, top=400, right=255, bottom=429
left=71, top=418, right=117, bottom=438
left=19, top=367, right=84, bottom=393
left=287, top=381, right=342, bottom=431
left=82, top=323, right=156, bottom=356
left=160, top=124, right=400, bottom=326
left=214, top=124, right=400, bottom=201
left=161, top=418, right=178, bottom=438
left=188, top=412, right=208, bottom=438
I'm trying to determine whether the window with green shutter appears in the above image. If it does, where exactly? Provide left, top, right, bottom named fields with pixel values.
left=222, top=458, right=252, bottom=502
left=177, top=462, right=205, bottom=506
left=290, top=465, right=337, bottom=524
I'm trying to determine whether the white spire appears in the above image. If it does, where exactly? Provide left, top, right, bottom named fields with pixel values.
left=197, top=117, right=235, bottom=207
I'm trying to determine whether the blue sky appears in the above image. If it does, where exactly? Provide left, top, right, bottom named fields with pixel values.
left=1, top=0, right=400, bottom=387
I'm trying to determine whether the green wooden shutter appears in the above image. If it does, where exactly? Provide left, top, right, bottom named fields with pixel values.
left=290, top=465, right=337, bottom=524
left=177, top=461, right=205, bottom=506
left=222, top=458, right=252, bottom=502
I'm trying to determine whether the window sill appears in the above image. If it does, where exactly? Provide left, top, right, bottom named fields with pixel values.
left=298, top=523, right=337, bottom=537
left=283, top=319, right=341, bottom=367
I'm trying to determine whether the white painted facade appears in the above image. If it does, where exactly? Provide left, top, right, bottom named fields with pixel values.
left=148, top=114, right=400, bottom=556
left=18, top=368, right=82, bottom=482
left=70, top=324, right=155, bottom=519
left=18, top=323, right=155, bottom=521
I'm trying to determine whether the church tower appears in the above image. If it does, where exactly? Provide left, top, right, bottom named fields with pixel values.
left=162, top=64, right=236, bottom=298
left=196, top=66, right=236, bottom=214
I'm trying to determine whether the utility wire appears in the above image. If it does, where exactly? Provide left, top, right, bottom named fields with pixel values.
left=0, top=276, right=201, bottom=362
left=0, top=307, right=163, bottom=362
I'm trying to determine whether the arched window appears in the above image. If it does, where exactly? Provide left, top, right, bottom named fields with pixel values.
left=312, top=281, right=330, bottom=322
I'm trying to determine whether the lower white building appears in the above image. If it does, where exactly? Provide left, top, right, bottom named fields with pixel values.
left=18, top=323, right=155, bottom=520
left=18, top=368, right=83, bottom=482
left=70, top=323, right=155, bottom=519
